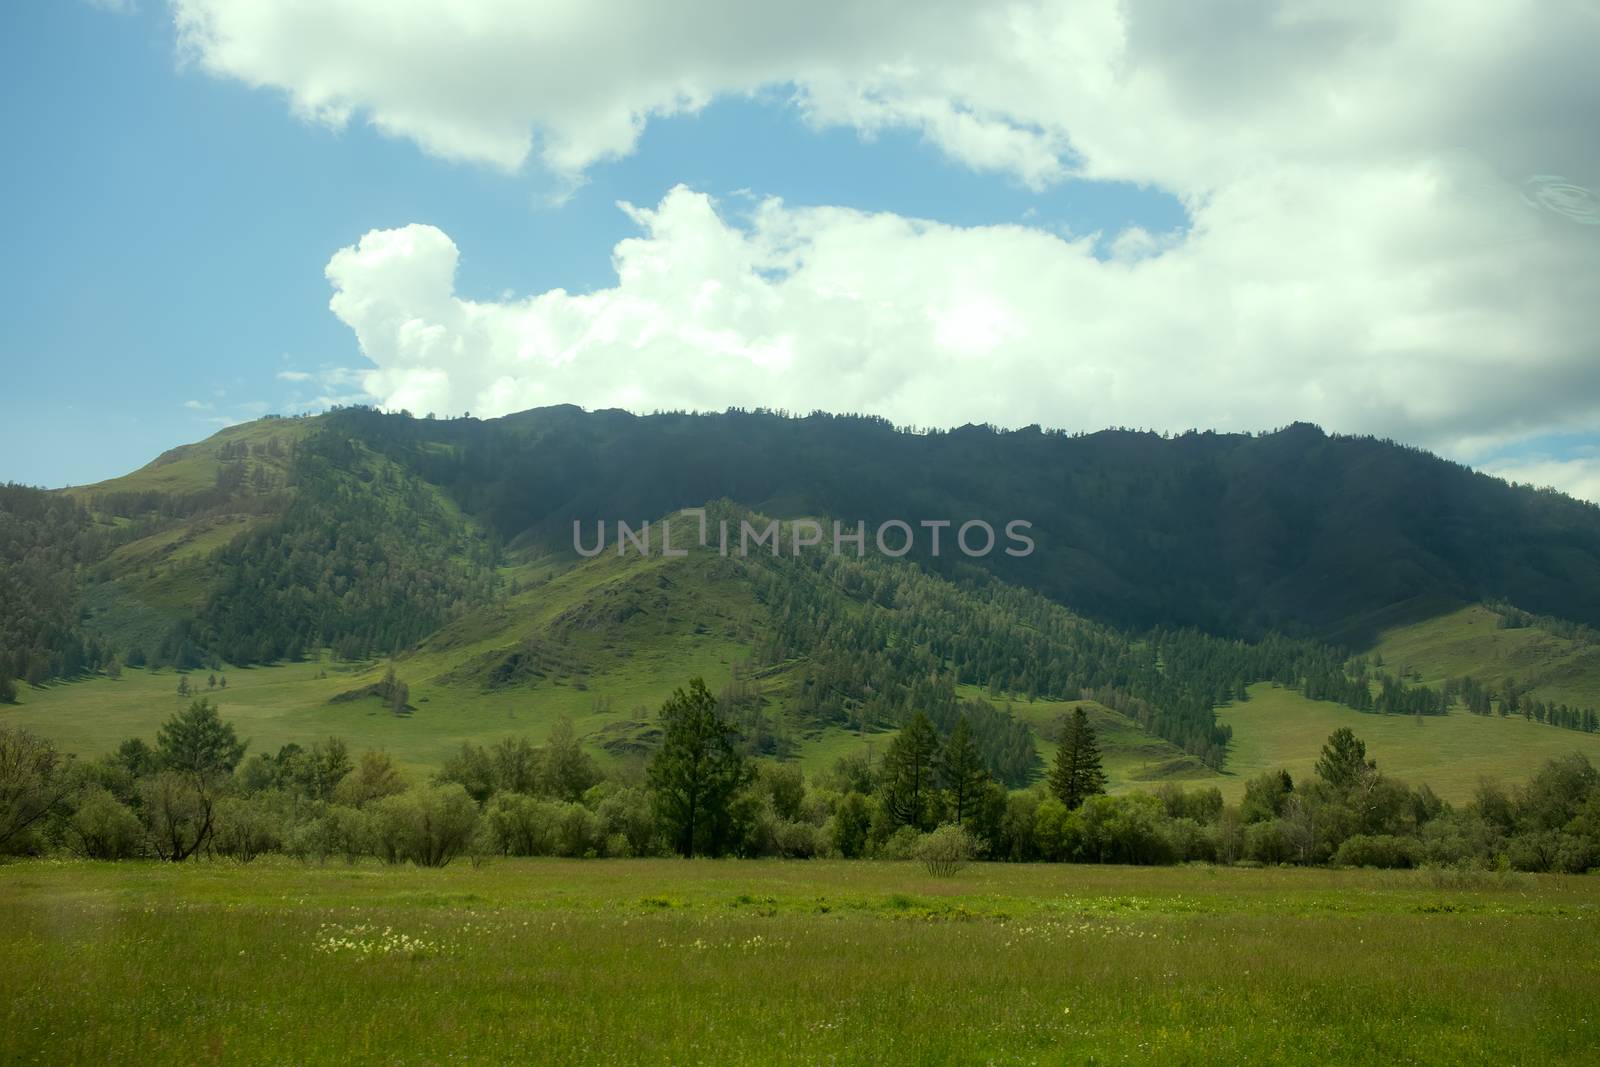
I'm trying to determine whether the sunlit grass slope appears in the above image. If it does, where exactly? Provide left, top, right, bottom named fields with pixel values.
left=1219, top=682, right=1600, bottom=801
left=1372, top=603, right=1600, bottom=709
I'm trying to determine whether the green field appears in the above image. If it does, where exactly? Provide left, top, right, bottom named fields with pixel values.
left=3, top=857, right=1597, bottom=1065
left=1218, top=682, right=1600, bottom=802
left=1372, top=604, right=1600, bottom=710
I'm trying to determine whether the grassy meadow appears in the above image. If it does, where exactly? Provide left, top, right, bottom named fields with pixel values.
left=3, top=857, right=1598, bottom=1065
left=1372, top=604, right=1600, bottom=710
left=1218, top=682, right=1600, bottom=802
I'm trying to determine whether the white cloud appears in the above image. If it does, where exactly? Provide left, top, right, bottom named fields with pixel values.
left=276, top=370, right=313, bottom=382
left=176, top=0, right=1597, bottom=466
left=1484, top=452, right=1600, bottom=505
left=85, top=0, right=137, bottom=14
left=328, top=171, right=1599, bottom=460
left=171, top=1, right=1600, bottom=191
left=182, top=399, right=212, bottom=410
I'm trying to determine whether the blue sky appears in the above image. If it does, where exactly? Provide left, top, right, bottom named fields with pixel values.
left=3, top=1, right=1597, bottom=500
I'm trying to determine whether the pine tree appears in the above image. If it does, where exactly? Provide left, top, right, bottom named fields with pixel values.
left=1314, top=727, right=1373, bottom=791
left=938, top=716, right=990, bottom=825
left=1048, top=706, right=1106, bottom=810
left=176, top=675, right=190, bottom=697
left=648, top=678, right=751, bottom=857
left=880, top=711, right=941, bottom=829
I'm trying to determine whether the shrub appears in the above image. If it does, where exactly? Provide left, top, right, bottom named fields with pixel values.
left=1334, top=834, right=1421, bottom=869
left=915, top=824, right=978, bottom=877
left=828, top=792, right=872, bottom=859
left=212, top=795, right=284, bottom=863
left=67, top=787, right=144, bottom=859
left=773, top=819, right=819, bottom=858
left=594, top=787, right=661, bottom=857
left=1244, top=819, right=1291, bottom=865
left=372, top=784, right=478, bottom=867
left=877, top=825, right=924, bottom=861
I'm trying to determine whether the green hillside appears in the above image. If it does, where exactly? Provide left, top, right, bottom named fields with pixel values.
left=9, top=407, right=1600, bottom=802
left=1372, top=604, right=1600, bottom=710
left=1219, top=682, right=1600, bottom=802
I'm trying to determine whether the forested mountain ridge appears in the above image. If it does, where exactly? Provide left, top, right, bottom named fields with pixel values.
left=5, top=405, right=1600, bottom=779
left=324, top=406, right=1600, bottom=640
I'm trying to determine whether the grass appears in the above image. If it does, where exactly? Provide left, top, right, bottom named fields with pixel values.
left=1218, top=682, right=1600, bottom=801
left=1372, top=604, right=1600, bottom=710
left=1002, top=691, right=1223, bottom=790
left=2, top=857, right=1598, bottom=1065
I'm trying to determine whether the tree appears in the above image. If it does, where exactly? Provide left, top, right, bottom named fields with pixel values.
left=141, top=770, right=217, bottom=862
left=371, top=784, right=479, bottom=867
left=156, top=698, right=246, bottom=776
left=0, top=726, right=72, bottom=853
left=879, top=711, right=941, bottom=829
left=1315, top=728, right=1374, bottom=792
left=1241, top=769, right=1294, bottom=823
left=541, top=717, right=600, bottom=801
left=1048, top=706, right=1107, bottom=810
left=830, top=792, right=872, bottom=858
left=176, top=675, right=191, bottom=697
left=381, top=665, right=410, bottom=716
left=648, top=678, right=751, bottom=857
left=0, top=674, right=15, bottom=704
left=144, top=699, right=247, bottom=861
left=487, top=735, right=540, bottom=796
left=333, top=749, right=407, bottom=808
left=938, top=716, right=990, bottom=825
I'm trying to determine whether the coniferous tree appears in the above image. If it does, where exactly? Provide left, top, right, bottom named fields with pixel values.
left=156, top=698, right=246, bottom=776
left=648, top=678, right=750, bottom=857
left=938, top=716, right=990, bottom=825
left=1048, top=706, right=1107, bottom=810
left=880, top=711, right=941, bottom=829
left=1314, top=727, right=1373, bottom=792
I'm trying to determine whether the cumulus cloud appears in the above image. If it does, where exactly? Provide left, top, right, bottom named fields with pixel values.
left=171, top=0, right=1600, bottom=190
left=328, top=174, right=1598, bottom=458
left=178, top=0, right=1597, bottom=475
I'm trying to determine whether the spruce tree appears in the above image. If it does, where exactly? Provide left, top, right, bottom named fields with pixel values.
left=880, top=711, right=941, bottom=829
left=1048, top=706, right=1106, bottom=810
left=938, top=716, right=990, bottom=825
left=648, top=678, right=750, bottom=857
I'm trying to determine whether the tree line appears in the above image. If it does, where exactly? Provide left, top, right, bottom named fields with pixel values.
left=10, top=677, right=1596, bottom=873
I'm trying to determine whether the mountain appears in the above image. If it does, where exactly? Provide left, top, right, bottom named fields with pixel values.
left=5, top=404, right=1600, bottom=792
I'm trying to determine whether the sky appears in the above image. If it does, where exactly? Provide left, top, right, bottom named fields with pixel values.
left=2, top=1, right=1598, bottom=501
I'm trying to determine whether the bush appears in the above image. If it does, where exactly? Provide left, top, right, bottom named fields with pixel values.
left=773, top=819, right=819, bottom=858
left=484, top=794, right=601, bottom=857
left=594, top=787, right=661, bottom=857
left=828, top=792, right=872, bottom=859
left=212, top=795, right=284, bottom=863
left=1244, top=819, right=1291, bottom=865
left=1334, top=834, right=1420, bottom=869
left=876, top=825, right=924, bottom=861
left=372, top=784, right=478, bottom=867
left=67, top=787, right=144, bottom=859
left=915, top=824, right=977, bottom=876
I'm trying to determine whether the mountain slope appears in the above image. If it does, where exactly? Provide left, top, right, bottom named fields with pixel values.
left=330, top=406, right=1600, bottom=641
left=8, top=405, right=1600, bottom=797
